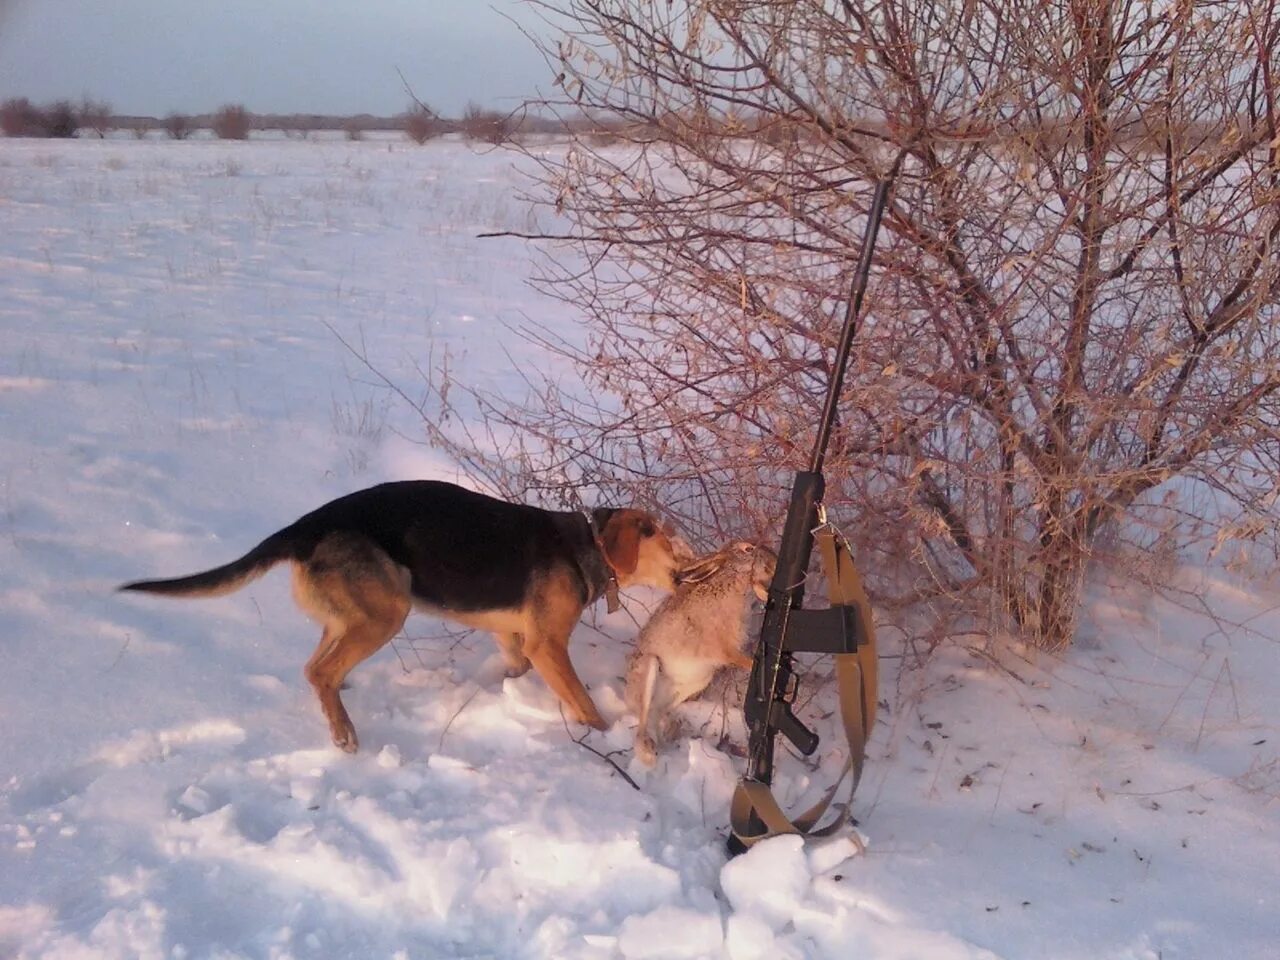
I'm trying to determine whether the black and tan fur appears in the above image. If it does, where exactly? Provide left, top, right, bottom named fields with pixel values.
left=121, top=480, right=689, bottom=752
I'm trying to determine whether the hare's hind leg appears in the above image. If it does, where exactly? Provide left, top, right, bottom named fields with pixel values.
left=633, top=653, right=667, bottom=766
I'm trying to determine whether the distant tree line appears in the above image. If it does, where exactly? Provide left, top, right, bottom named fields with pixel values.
left=0, top=97, right=587, bottom=145
left=5, top=94, right=1248, bottom=155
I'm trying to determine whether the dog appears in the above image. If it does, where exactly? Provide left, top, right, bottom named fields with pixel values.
left=624, top=541, right=776, bottom=766
left=121, top=479, right=691, bottom=752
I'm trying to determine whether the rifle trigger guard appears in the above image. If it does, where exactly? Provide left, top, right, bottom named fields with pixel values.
left=782, top=669, right=800, bottom=704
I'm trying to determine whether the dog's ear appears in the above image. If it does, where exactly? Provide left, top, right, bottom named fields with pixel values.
left=600, top=512, right=646, bottom=576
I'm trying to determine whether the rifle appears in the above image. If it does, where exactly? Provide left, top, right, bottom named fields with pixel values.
left=728, top=174, right=896, bottom=855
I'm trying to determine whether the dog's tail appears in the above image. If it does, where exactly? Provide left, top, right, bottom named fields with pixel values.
left=119, top=529, right=294, bottom=599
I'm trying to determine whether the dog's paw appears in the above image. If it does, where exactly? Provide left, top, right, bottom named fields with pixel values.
left=330, top=723, right=360, bottom=754
left=503, top=658, right=532, bottom=679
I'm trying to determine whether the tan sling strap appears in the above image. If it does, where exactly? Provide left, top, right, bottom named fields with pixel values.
left=729, top=524, right=878, bottom=849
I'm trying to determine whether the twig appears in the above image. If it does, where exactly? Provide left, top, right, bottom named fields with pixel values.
left=964, top=644, right=1032, bottom=685
left=395, top=67, right=438, bottom=118
left=1156, top=652, right=1211, bottom=736
left=1194, top=658, right=1231, bottom=752
left=390, top=639, right=412, bottom=675
left=477, top=229, right=579, bottom=241
left=437, top=687, right=481, bottom=754
left=559, top=707, right=641, bottom=791
left=103, top=634, right=130, bottom=673
left=1110, top=778, right=1220, bottom=798
left=990, top=755, right=1013, bottom=824
left=926, top=740, right=951, bottom=800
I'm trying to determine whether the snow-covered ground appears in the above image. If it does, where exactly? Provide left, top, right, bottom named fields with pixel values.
left=0, top=137, right=1276, bottom=960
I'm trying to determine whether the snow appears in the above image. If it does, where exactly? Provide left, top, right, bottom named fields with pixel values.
left=721, top=836, right=813, bottom=932
left=1, top=137, right=1278, bottom=959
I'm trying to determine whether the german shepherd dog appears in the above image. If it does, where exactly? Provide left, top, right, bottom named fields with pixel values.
left=121, top=480, right=690, bottom=752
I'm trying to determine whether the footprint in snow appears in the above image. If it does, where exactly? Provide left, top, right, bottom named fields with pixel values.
left=7, top=761, right=108, bottom=815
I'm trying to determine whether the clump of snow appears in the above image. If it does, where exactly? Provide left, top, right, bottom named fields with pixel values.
left=720, top=835, right=812, bottom=930
left=174, top=784, right=216, bottom=818
left=807, top=834, right=867, bottom=876
left=377, top=743, right=403, bottom=768
left=617, top=904, right=724, bottom=959
left=725, top=912, right=793, bottom=960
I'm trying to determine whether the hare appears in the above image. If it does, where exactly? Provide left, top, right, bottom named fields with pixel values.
left=625, top=541, right=777, bottom=766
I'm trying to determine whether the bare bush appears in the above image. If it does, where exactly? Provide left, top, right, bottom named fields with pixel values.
left=212, top=104, right=251, bottom=140
left=568, top=114, right=631, bottom=147
left=403, top=103, right=444, bottom=144
left=460, top=103, right=510, bottom=144
left=41, top=101, right=79, bottom=138
left=1, top=98, right=89, bottom=138
left=79, top=97, right=112, bottom=138
left=0, top=97, right=38, bottom=137
left=163, top=113, right=192, bottom=140
left=427, top=0, right=1280, bottom=652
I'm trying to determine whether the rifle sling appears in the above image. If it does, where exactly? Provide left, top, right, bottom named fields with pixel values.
left=729, top=526, right=878, bottom=849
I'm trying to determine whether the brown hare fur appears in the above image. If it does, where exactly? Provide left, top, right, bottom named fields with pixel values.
left=625, top=541, right=776, bottom=766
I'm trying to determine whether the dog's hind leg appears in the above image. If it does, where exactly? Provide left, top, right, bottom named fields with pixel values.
left=304, top=607, right=408, bottom=752
left=295, top=537, right=411, bottom=752
left=304, top=626, right=357, bottom=750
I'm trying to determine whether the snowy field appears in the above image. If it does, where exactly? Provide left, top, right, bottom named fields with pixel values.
left=0, top=136, right=1277, bottom=959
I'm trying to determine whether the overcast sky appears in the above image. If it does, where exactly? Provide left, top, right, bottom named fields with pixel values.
left=0, top=0, right=550, bottom=116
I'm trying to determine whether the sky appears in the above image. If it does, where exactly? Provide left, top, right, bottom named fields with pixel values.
left=0, top=0, right=551, bottom=117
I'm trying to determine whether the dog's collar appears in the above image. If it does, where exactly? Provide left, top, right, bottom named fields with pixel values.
left=582, top=510, right=622, bottom=614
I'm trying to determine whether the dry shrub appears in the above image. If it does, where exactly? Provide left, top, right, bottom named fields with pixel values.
left=0, top=98, right=38, bottom=137
left=163, top=113, right=191, bottom=140
left=1, top=98, right=86, bottom=138
left=569, top=114, right=632, bottom=147
left=212, top=104, right=252, bottom=140
left=79, top=98, right=112, bottom=138
left=460, top=103, right=510, bottom=144
left=44, top=102, right=79, bottom=138
left=403, top=104, right=444, bottom=144
left=423, top=0, right=1280, bottom=653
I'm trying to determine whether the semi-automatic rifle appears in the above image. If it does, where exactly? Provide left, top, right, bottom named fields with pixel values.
left=728, top=174, right=896, bottom=854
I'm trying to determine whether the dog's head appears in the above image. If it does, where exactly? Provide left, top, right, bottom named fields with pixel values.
left=594, top=508, right=693, bottom=592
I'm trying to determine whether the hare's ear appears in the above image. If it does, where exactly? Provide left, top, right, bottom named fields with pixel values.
left=677, top=552, right=727, bottom=585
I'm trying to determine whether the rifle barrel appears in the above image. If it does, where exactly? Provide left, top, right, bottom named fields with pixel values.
left=809, top=178, right=895, bottom=475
